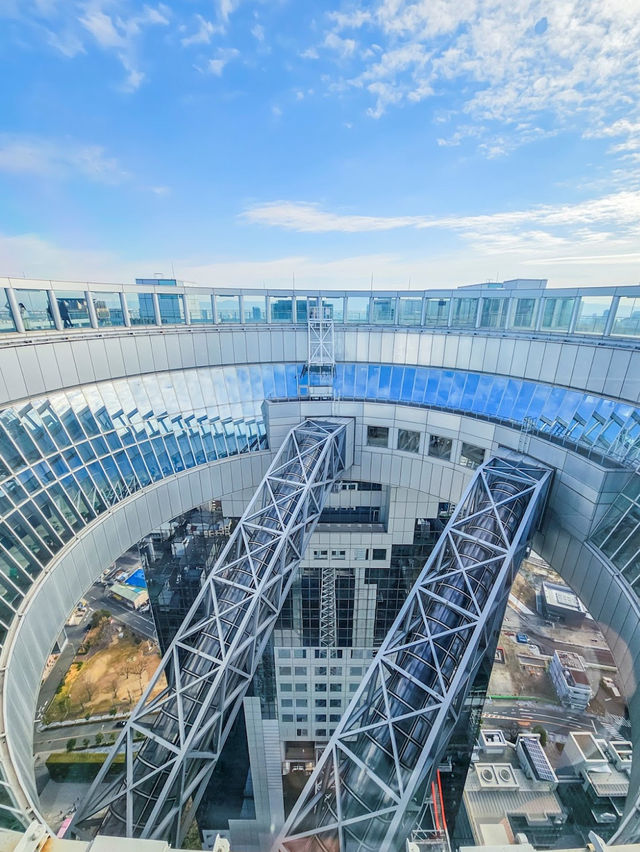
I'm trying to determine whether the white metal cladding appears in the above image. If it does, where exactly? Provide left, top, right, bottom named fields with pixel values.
left=275, top=457, right=552, bottom=852
left=71, top=418, right=351, bottom=846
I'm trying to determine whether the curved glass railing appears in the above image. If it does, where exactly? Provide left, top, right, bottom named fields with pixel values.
left=1, top=279, right=640, bottom=342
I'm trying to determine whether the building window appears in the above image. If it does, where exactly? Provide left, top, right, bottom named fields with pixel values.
left=282, top=714, right=293, bottom=722
left=315, top=666, right=327, bottom=676
left=460, top=442, right=485, bottom=469
left=331, top=549, right=346, bottom=560
left=330, top=714, right=341, bottom=722
left=316, top=729, right=327, bottom=737
left=294, top=666, right=307, bottom=676
left=367, top=425, right=389, bottom=448
left=315, top=699, right=327, bottom=707
left=296, top=714, right=308, bottom=723
left=296, top=699, right=308, bottom=708
left=314, top=649, right=327, bottom=659
left=279, top=666, right=291, bottom=676
left=315, top=713, right=327, bottom=722
left=296, top=728, right=308, bottom=737
left=397, top=429, right=420, bottom=453
left=330, top=649, right=343, bottom=658
left=349, top=667, right=363, bottom=676
left=281, top=683, right=292, bottom=692
left=429, top=434, right=452, bottom=460
left=330, top=699, right=342, bottom=708
left=315, top=683, right=327, bottom=692
left=330, top=683, right=342, bottom=693
left=349, top=683, right=358, bottom=692
left=330, top=666, right=342, bottom=676
left=313, top=549, right=328, bottom=560
left=541, top=297, right=575, bottom=332
left=511, top=297, right=537, bottom=329
left=295, top=683, right=307, bottom=692
left=372, top=548, right=387, bottom=560
left=278, top=649, right=291, bottom=658
left=353, top=548, right=368, bottom=560
left=281, top=699, right=293, bottom=707
left=294, top=649, right=306, bottom=658
left=451, top=297, right=478, bottom=327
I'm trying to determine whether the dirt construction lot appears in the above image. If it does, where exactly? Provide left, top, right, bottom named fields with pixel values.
left=44, top=613, right=164, bottom=723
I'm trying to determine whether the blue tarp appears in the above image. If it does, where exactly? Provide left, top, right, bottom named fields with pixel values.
left=125, top=568, right=147, bottom=588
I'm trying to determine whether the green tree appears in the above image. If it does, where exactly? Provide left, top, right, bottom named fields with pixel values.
left=95, top=732, right=103, bottom=746
left=82, top=738, right=90, bottom=749
left=532, top=725, right=548, bottom=747
left=66, top=738, right=76, bottom=752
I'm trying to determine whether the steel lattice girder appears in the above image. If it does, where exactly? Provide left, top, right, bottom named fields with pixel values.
left=72, top=418, right=351, bottom=846
left=274, top=457, right=552, bottom=852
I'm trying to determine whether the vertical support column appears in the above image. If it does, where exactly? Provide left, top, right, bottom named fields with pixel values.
left=6, top=288, right=24, bottom=333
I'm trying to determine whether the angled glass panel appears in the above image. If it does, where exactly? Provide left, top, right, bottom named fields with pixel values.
left=185, top=293, right=213, bottom=324
left=541, top=297, right=574, bottom=332
left=398, top=297, right=422, bottom=326
left=216, top=294, right=240, bottom=322
left=424, top=298, right=449, bottom=326
left=479, top=297, right=508, bottom=328
left=13, top=289, right=55, bottom=330
left=295, top=297, right=307, bottom=323
left=451, top=297, right=478, bottom=327
left=371, top=297, right=395, bottom=324
left=346, top=296, right=369, bottom=323
left=322, top=297, right=343, bottom=321
left=0, top=294, right=16, bottom=333
left=158, top=293, right=185, bottom=324
left=55, top=290, right=91, bottom=328
left=270, top=296, right=292, bottom=321
left=92, top=291, right=124, bottom=326
left=510, top=297, right=537, bottom=329
left=242, top=295, right=266, bottom=322
left=125, top=292, right=156, bottom=325
left=612, top=296, right=640, bottom=337
left=575, top=296, right=612, bottom=335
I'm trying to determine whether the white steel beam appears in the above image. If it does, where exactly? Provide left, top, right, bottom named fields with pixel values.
left=71, top=418, right=351, bottom=847
left=274, top=457, right=552, bottom=852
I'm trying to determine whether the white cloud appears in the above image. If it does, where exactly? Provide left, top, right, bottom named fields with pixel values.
left=204, top=47, right=239, bottom=76
left=0, top=135, right=129, bottom=183
left=241, top=191, right=640, bottom=259
left=181, top=14, right=218, bottom=47
left=315, top=0, right=640, bottom=155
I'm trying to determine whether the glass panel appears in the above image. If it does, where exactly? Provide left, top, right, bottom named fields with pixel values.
left=429, top=434, right=452, bottom=459
left=612, top=297, right=640, bottom=337
left=346, top=296, right=369, bottom=322
left=479, top=297, right=508, bottom=328
left=397, top=429, right=420, bottom=453
left=55, top=290, right=91, bottom=328
left=575, top=296, right=612, bottom=335
left=424, top=298, right=449, bottom=326
left=185, top=293, right=213, bottom=324
left=451, top=297, right=478, bottom=327
left=216, top=294, right=240, bottom=322
left=541, top=297, right=575, bottom=332
left=295, top=298, right=307, bottom=323
left=125, top=292, right=156, bottom=325
left=398, top=298, right=422, bottom=326
left=460, top=442, right=486, bottom=469
left=242, top=295, right=266, bottom=322
left=371, top=297, right=396, bottom=324
left=511, top=297, right=537, bottom=329
left=322, top=297, right=344, bottom=322
left=158, top=293, right=185, bottom=324
left=0, top=293, right=16, bottom=333
left=367, top=426, right=388, bottom=447
left=92, top=291, right=124, bottom=327
left=270, top=296, right=292, bottom=321
left=13, top=289, right=55, bottom=331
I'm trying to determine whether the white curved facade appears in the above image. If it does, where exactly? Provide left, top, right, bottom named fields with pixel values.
left=0, top=278, right=639, bottom=843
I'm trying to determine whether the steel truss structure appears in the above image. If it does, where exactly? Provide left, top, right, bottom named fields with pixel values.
left=72, top=418, right=351, bottom=846
left=275, top=457, right=552, bottom=852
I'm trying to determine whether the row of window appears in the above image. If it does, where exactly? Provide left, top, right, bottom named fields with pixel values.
left=280, top=698, right=344, bottom=708
left=366, top=425, right=486, bottom=468
left=3, top=286, right=640, bottom=338
left=276, top=647, right=374, bottom=659
left=311, top=548, right=387, bottom=561
left=278, top=666, right=364, bottom=677
left=279, top=682, right=352, bottom=693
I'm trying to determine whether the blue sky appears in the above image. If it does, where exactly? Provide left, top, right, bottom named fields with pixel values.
left=0, top=0, right=639, bottom=289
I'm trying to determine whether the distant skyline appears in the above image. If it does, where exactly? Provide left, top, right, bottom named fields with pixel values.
left=1, top=0, right=639, bottom=289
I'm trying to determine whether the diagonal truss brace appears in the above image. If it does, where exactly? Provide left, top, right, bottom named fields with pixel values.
left=275, top=457, right=552, bottom=852
left=72, top=418, right=352, bottom=846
